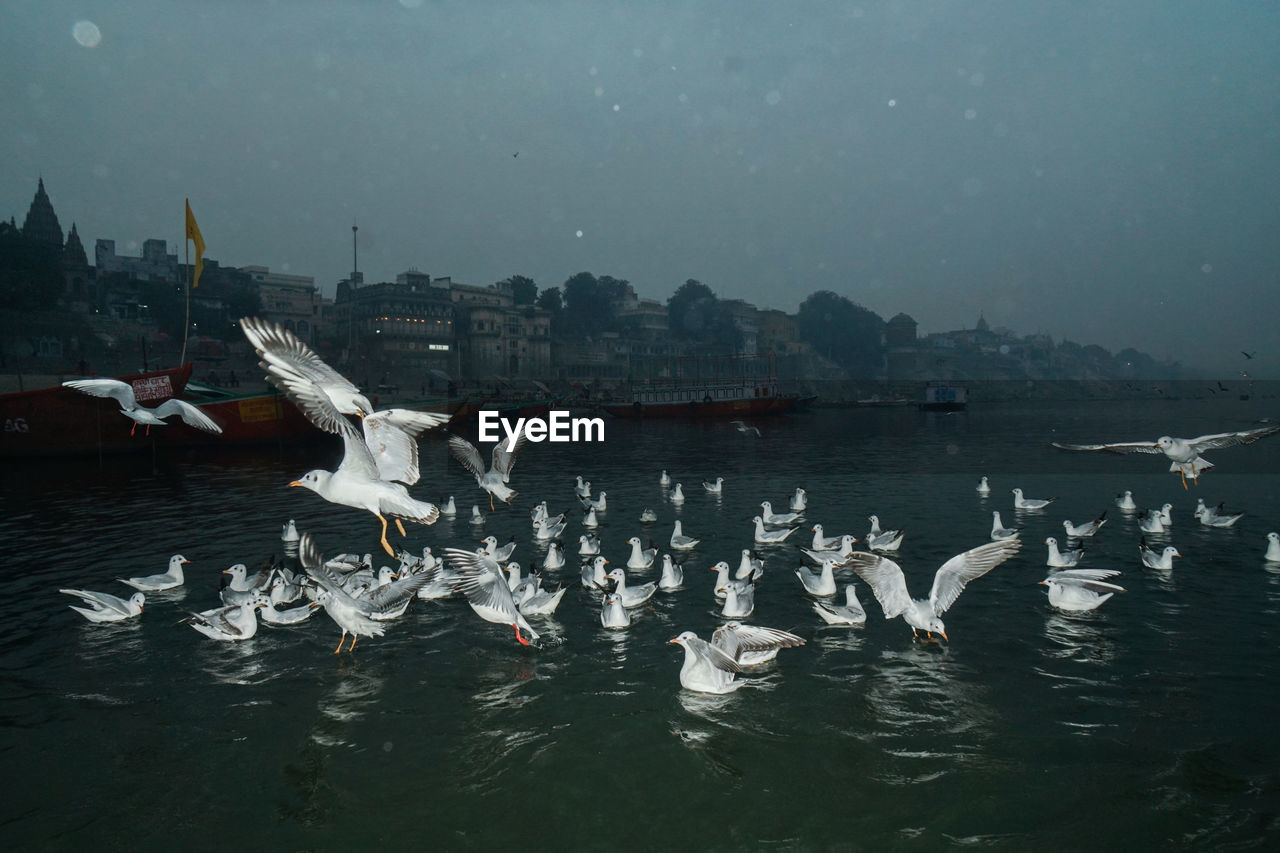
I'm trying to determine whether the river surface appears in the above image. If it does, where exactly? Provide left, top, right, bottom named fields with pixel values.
left=3, top=398, right=1280, bottom=850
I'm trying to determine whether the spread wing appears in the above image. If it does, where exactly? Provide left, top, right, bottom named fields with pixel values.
left=687, top=635, right=744, bottom=674
left=362, top=568, right=438, bottom=610
left=240, top=317, right=363, bottom=430
left=1051, top=440, right=1163, bottom=455
left=443, top=548, right=518, bottom=618
left=1187, top=425, right=1280, bottom=452
left=930, top=539, right=1022, bottom=616
left=62, top=378, right=136, bottom=409
left=299, top=533, right=373, bottom=611
left=448, top=435, right=487, bottom=478
left=335, top=423, right=381, bottom=481
left=361, top=411, right=441, bottom=484
left=492, top=434, right=526, bottom=483
left=153, top=399, right=223, bottom=433
left=843, top=553, right=913, bottom=619
left=712, top=623, right=805, bottom=659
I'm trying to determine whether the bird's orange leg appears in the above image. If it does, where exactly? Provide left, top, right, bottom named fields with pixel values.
left=395, top=518, right=406, bottom=537
left=334, top=631, right=346, bottom=654
left=513, top=623, right=532, bottom=646
left=130, top=422, right=137, bottom=437
left=349, top=635, right=359, bottom=652
left=1180, top=471, right=1188, bottom=490
left=377, top=513, right=395, bottom=557
left=489, top=493, right=495, bottom=511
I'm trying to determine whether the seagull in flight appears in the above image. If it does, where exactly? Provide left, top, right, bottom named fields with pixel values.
left=62, top=378, right=222, bottom=436
left=449, top=434, right=527, bottom=510
left=731, top=420, right=761, bottom=437
left=1052, top=425, right=1280, bottom=488
left=845, top=539, right=1022, bottom=642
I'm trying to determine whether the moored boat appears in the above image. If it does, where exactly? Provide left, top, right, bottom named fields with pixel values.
left=599, top=354, right=800, bottom=420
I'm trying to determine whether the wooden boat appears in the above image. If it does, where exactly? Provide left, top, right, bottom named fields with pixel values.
left=599, top=354, right=800, bottom=420
left=918, top=383, right=967, bottom=411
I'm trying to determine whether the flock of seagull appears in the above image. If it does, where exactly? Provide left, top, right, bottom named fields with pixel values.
left=58, top=318, right=1280, bottom=693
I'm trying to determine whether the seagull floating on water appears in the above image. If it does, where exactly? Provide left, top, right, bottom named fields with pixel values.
left=1139, top=538, right=1181, bottom=570
left=1115, top=491, right=1137, bottom=511
left=1063, top=513, right=1107, bottom=538
left=846, top=539, right=1023, bottom=642
left=118, top=554, right=190, bottom=592
left=813, top=585, right=867, bottom=626
left=1264, top=532, right=1280, bottom=562
left=1138, top=510, right=1166, bottom=534
left=605, top=568, right=657, bottom=608
left=976, top=477, right=991, bottom=496
left=753, top=516, right=796, bottom=544
left=795, top=556, right=840, bottom=597
left=600, top=593, right=631, bottom=628
left=1044, top=536, right=1083, bottom=568
left=702, top=477, right=724, bottom=494
left=61, top=588, right=145, bottom=623
left=669, top=483, right=686, bottom=504
left=1051, top=425, right=1280, bottom=488
left=1040, top=569, right=1125, bottom=611
left=760, top=501, right=800, bottom=525
left=990, top=511, right=1019, bottom=541
left=626, top=536, right=657, bottom=569
left=1012, top=488, right=1056, bottom=510
left=639, top=508, right=658, bottom=523
left=658, top=554, right=684, bottom=590
left=670, top=520, right=700, bottom=551
left=790, top=488, right=808, bottom=512
left=183, top=597, right=268, bottom=641
left=668, top=631, right=745, bottom=694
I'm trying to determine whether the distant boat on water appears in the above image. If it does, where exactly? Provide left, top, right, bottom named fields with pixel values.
left=598, top=354, right=800, bottom=419
left=918, top=383, right=967, bottom=411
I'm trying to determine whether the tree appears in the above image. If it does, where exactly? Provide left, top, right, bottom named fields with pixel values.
left=536, top=286, right=562, bottom=314
left=796, top=291, right=886, bottom=377
left=498, top=274, right=537, bottom=306
left=667, top=279, right=717, bottom=339
left=561, top=272, right=627, bottom=336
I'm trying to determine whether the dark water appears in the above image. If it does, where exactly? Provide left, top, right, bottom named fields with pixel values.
left=4, top=399, right=1280, bottom=850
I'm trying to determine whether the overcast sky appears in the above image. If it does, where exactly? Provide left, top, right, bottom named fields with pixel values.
left=3, top=0, right=1278, bottom=376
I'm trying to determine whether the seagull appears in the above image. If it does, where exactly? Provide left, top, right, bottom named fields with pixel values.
left=519, top=584, right=566, bottom=617
left=574, top=476, right=591, bottom=498
left=1051, top=425, right=1280, bottom=488
left=1063, top=513, right=1107, bottom=538
left=1012, top=488, right=1056, bottom=510
left=298, top=533, right=388, bottom=652
left=1158, top=504, right=1174, bottom=526
left=991, top=511, right=1019, bottom=541
left=1199, top=507, right=1245, bottom=528
left=1242, top=351, right=1256, bottom=359
left=534, top=515, right=567, bottom=541
left=281, top=520, right=299, bottom=543
left=604, top=568, right=657, bottom=608
left=626, top=536, right=658, bottom=569
left=1044, top=536, right=1083, bottom=568
left=1040, top=569, right=1125, bottom=611
left=443, top=548, right=539, bottom=646
left=182, top=597, right=268, bottom=641
left=600, top=593, right=631, bottom=628
left=1115, top=491, right=1137, bottom=511
left=736, top=549, right=765, bottom=580
left=810, top=524, right=844, bottom=550
left=260, top=599, right=322, bottom=626
left=639, top=508, right=658, bottom=523
left=61, top=588, right=145, bottom=623
left=449, top=433, right=526, bottom=510
left=846, top=539, right=1023, bottom=641
left=669, top=483, right=686, bottom=504
left=795, top=556, right=840, bottom=596
left=669, top=631, right=745, bottom=694
left=1265, top=532, right=1280, bottom=562
left=659, top=470, right=671, bottom=486
left=711, top=621, right=805, bottom=666
left=976, top=477, right=991, bottom=496
left=731, top=420, right=761, bottom=437
left=800, top=535, right=858, bottom=565
left=866, top=515, right=905, bottom=552
left=760, top=501, right=801, bottom=525
left=117, top=554, right=190, bottom=592
left=240, top=318, right=447, bottom=484
left=813, top=585, right=867, bottom=626
left=578, top=533, right=601, bottom=556
left=702, top=477, right=725, bottom=494
left=582, top=507, right=600, bottom=529
left=670, top=520, right=700, bottom=551
left=658, top=554, right=684, bottom=590
left=581, top=555, right=610, bottom=590
left=579, top=491, right=607, bottom=511
left=720, top=579, right=755, bottom=618
left=1138, top=510, right=1166, bottom=534
left=439, top=496, right=457, bottom=517
left=753, top=516, right=796, bottom=544
left=542, top=541, right=566, bottom=570
left=481, top=536, right=517, bottom=563
left=790, top=488, right=808, bottom=512
left=1139, top=538, right=1181, bottom=570
left=61, top=378, right=222, bottom=436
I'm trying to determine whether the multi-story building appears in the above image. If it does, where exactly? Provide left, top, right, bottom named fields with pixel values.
left=242, top=265, right=319, bottom=344
left=451, top=280, right=551, bottom=379
left=329, top=271, right=456, bottom=379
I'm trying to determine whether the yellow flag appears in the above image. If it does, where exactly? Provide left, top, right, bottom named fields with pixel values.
left=185, top=199, right=206, bottom=288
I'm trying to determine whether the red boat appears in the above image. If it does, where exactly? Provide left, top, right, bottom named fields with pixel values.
left=598, top=354, right=801, bottom=419
left=0, top=363, right=319, bottom=456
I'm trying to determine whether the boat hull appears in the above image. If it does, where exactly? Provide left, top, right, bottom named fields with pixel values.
left=600, top=395, right=800, bottom=419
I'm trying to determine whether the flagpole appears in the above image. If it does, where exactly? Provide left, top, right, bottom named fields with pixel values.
left=181, top=210, right=191, bottom=367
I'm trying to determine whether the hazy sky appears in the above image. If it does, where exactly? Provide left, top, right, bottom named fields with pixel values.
left=3, top=0, right=1278, bottom=376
